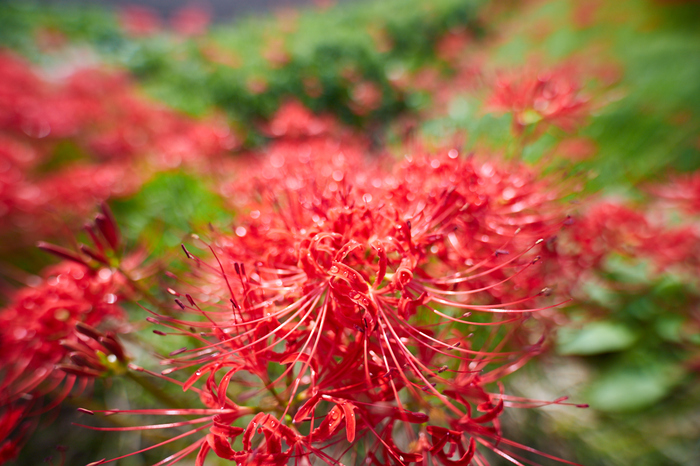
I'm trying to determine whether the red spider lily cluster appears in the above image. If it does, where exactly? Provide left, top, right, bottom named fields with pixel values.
left=565, top=202, right=699, bottom=272
left=650, top=172, right=700, bottom=214
left=486, top=67, right=588, bottom=136
left=0, top=260, right=123, bottom=394
left=77, top=103, right=585, bottom=466
left=0, top=204, right=134, bottom=462
left=548, top=173, right=700, bottom=279
left=0, top=261, right=125, bottom=459
left=0, top=51, right=235, bottom=247
left=3, top=89, right=685, bottom=466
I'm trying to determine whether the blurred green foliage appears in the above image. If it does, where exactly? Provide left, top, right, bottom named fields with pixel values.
left=0, top=0, right=485, bottom=144
left=0, top=2, right=124, bottom=56
left=111, top=171, right=231, bottom=255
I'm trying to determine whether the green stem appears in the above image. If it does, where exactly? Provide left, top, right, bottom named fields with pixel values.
left=126, top=370, right=189, bottom=410
left=118, top=266, right=176, bottom=317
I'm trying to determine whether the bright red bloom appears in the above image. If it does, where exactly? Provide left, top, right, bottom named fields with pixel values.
left=487, top=67, right=589, bottom=135
left=0, top=262, right=124, bottom=400
left=0, top=203, right=134, bottom=461
left=0, top=60, right=75, bottom=141
left=0, top=261, right=126, bottom=462
left=435, top=28, right=473, bottom=62
left=0, top=404, right=31, bottom=463
left=85, top=112, right=581, bottom=464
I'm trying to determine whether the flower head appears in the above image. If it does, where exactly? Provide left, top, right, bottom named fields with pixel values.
left=0, top=203, right=132, bottom=461
left=567, top=201, right=700, bottom=272
left=0, top=262, right=124, bottom=400
left=87, top=135, right=581, bottom=465
left=487, top=66, right=589, bottom=135
left=0, top=260, right=126, bottom=462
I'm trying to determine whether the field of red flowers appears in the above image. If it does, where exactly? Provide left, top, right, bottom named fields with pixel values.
left=1, top=0, right=699, bottom=465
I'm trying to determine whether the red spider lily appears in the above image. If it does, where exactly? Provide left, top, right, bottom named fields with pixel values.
left=349, top=81, right=383, bottom=116
left=486, top=67, right=589, bottom=135
left=0, top=52, right=88, bottom=139
left=83, top=137, right=582, bottom=465
left=435, top=28, right=473, bottom=62
left=0, top=203, right=134, bottom=462
left=0, top=261, right=126, bottom=461
left=56, top=322, right=129, bottom=379
left=567, top=201, right=700, bottom=272
left=263, top=100, right=336, bottom=140
left=0, top=404, right=32, bottom=463
left=650, top=172, right=700, bottom=214
left=221, top=101, right=373, bottom=212
left=0, top=261, right=125, bottom=399
left=171, top=5, right=211, bottom=37
left=0, top=52, right=236, bottom=246
left=119, top=6, right=162, bottom=38
left=382, top=149, right=573, bottom=305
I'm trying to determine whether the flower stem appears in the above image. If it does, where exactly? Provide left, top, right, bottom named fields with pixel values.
left=126, top=370, right=188, bottom=410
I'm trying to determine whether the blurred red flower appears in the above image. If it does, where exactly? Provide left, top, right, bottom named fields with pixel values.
left=119, top=6, right=161, bottom=38
left=487, top=67, right=589, bottom=135
left=85, top=104, right=580, bottom=465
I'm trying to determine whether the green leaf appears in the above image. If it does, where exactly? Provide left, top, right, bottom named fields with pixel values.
left=111, top=171, right=232, bottom=254
left=557, top=321, right=638, bottom=356
left=654, top=314, right=684, bottom=343
left=586, top=362, right=686, bottom=412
